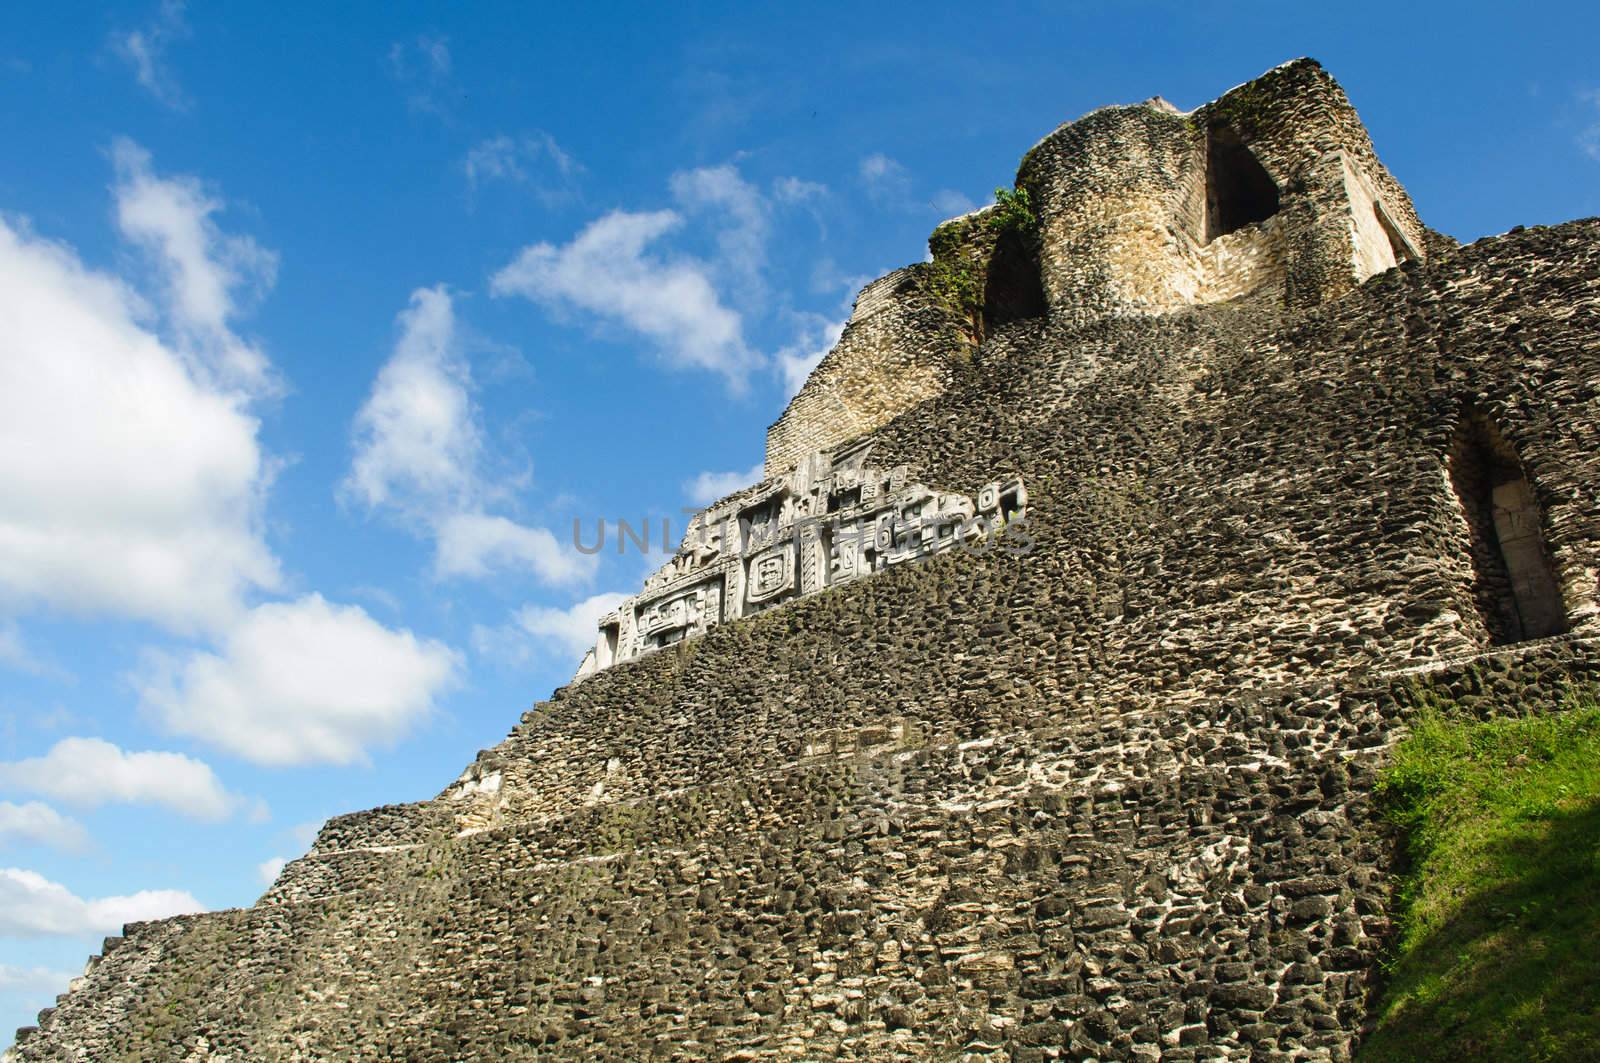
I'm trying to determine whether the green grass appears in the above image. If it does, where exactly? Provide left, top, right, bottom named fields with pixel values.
left=1360, top=696, right=1600, bottom=1062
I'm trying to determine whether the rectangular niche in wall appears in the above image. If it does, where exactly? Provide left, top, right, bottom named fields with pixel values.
left=1205, top=125, right=1281, bottom=244
left=1448, top=413, right=1569, bottom=644
left=596, top=621, right=620, bottom=669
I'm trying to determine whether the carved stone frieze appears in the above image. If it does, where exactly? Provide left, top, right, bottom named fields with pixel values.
left=575, top=444, right=1025, bottom=679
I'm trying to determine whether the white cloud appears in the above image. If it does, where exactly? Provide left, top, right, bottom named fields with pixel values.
left=0, top=801, right=89, bottom=853
left=138, top=594, right=459, bottom=767
left=0, top=207, right=279, bottom=634
left=112, top=139, right=279, bottom=395
left=0, top=867, right=201, bottom=938
left=474, top=592, right=629, bottom=665
left=670, top=164, right=770, bottom=293
left=110, top=0, right=190, bottom=110
left=463, top=132, right=582, bottom=204
left=347, top=286, right=478, bottom=513
left=434, top=512, right=596, bottom=584
left=860, top=153, right=912, bottom=204
left=0, top=963, right=77, bottom=994
left=346, top=288, right=591, bottom=586
left=491, top=209, right=757, bottom=384
left=772, top=176, right=827, bottom=203
left=463, top=135, right=520, bottom=185
left=0, top=620, right=58, bottom=678
left=492, top=162, right=839, bottom=388
left=775, top=314, right=846, bottom=398
left=684, top=464, right=766, bottom=506
left=388, top=35, right=454, bottom=117
left=0, top=738, right=241, bottom=822
left=257, top=856, right=287, bottom=886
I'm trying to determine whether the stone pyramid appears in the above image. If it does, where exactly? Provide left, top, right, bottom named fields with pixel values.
left=11, top=58, right=1600, bottom=1062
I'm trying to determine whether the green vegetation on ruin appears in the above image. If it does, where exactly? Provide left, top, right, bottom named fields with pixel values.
left=990, top=186, right=1034, bottom=234
left=926, top=186, right=1037, bottom=344
left=1361, top=695, right=1600, bottom=1062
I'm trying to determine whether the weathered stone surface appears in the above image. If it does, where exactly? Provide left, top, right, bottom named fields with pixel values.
left=10, top=57, right=1600, bottom=1062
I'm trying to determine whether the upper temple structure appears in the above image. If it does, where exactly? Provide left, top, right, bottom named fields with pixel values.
left=12, top=58, right=1600, bottom=1061
left=762, top=58, right=1429, bottom=477
left=578, top=58, right=1426, bottom=679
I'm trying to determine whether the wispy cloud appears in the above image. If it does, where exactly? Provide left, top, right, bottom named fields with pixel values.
left=0, top=964, right=78, bottom=994
left=256, top=856, right=287, bottom=886
left=0, top=621, right=67, bottom=680
left=463, top=132, right=583, bottom=206
left=473, top=592, right=630, bottom=666
left=288, top=820, right=322, bottom=848
left=346, top=287, right=480, bottom=515
left=388, top=34, right=456, bottom=118
left=1580, top=89, right=1600, bottom=161
left=112, top=138, right=280, bottom=396
left=931, top=188, right=978, bottom=216
left=671, top=165, right=772, bottom=298
left=433, top=513, right=591, bottom=584
left=345, top=287, right=596, bottom=586
left=110, top=0, right=190, bottom=110
left=860, top=153, right=912, bottom=204
left=772, top=176, right=827, bottom=204
left=860, top=152, right=975, bottom=216
left=493, top=161, right=836, bottom=391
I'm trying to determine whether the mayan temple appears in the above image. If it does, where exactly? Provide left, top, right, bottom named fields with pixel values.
left=11, top=58, right=1599, bottom=1061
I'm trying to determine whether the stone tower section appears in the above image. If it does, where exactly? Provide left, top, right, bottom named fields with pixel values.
left=1020, top=57, right=1426, bottom=321
left=766, top=58, right=1427, bottom=478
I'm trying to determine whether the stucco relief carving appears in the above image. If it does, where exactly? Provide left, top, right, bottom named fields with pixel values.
left=575, top=445, right=1025, bottom=679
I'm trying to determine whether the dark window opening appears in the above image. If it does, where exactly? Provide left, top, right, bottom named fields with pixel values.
left=1447, top=414, right=1568, bottom=644
left=1000, top=489, right=1023, bottom=523
left=829, top=487, right=861, bottom=513
left=981, top=229, right=1046, bottom=334
left=1205, top=125, right=1280, bottom=243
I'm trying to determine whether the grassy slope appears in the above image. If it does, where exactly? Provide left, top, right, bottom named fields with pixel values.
left=1359, top=698, right=1600, bottom=1062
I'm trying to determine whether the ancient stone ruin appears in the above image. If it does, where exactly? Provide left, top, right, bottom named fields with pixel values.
left=575, top=444, right=1027, bottom=678
left=11, top=58, right=1599, bottom=1061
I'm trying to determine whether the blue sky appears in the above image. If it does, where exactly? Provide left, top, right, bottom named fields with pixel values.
left=1, top=0, right=1596, bottom=1039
